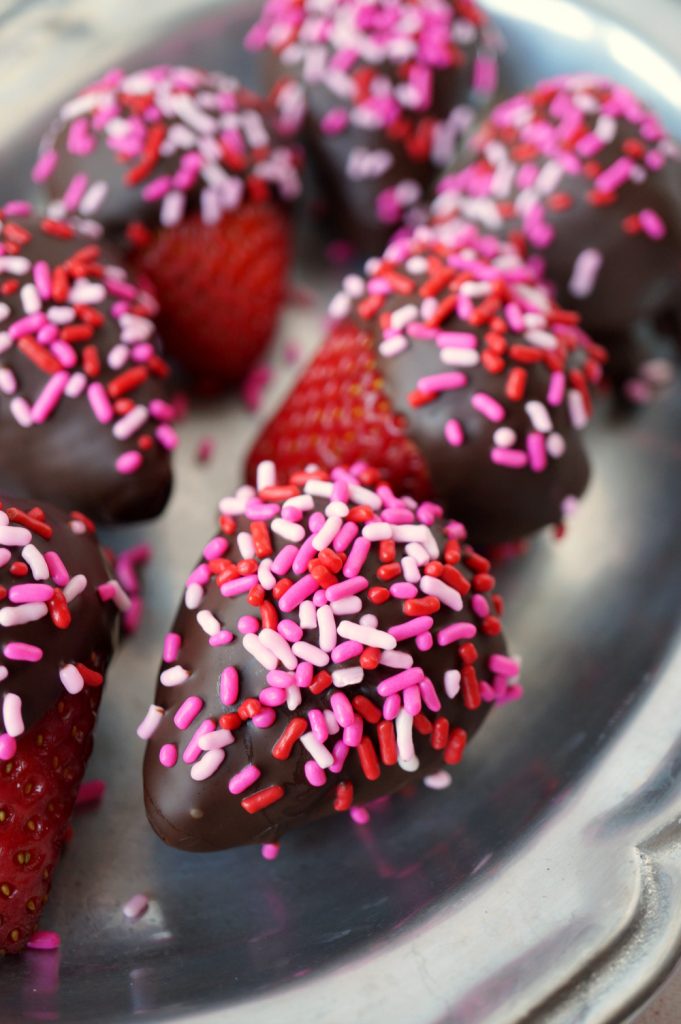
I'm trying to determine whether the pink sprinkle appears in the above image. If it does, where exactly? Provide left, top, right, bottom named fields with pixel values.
left=237, top=614, right=260, bottom=634
left=183, top=720, right=215, bottom=764
left=261, top=842, right=280, bottom=860
left=156, top=424, right=179, bottom=451
left=0, top=734, right=18, bottom=760
left=416, top=631, right=433, bottom=652
left=278, top=619, right=303, bottom=643
left=31, top=371, right=69, bottom=424
left=31, top=150, right=58, bottom=183
left=490, top=447, right=529, bottom=469
left=417, top=371, right=467, bottom=394
left=209, top=630, right=234, bottom=647
left=333, top=521, right=359, bottom=553
left=420, top=677, right=441, bottom=713
left=219, top=667, right=240, bottom=706
left=116, top=451, right=143, bottom=475
left=44, top=551, right=69, bottom=587
left=3, top=642, right=43, bottom=662
left=471, top=392, right=506, bottom=423
left=9, top=583, right=53, bottom=604
left=331, top=640, right=364, bottom=664
left=330, top=692, right=355, bottom=728
left=278, top=573, right=318, bottom=612
left=196, top=436, right=215, bottom=463
left=471, top=594, right=489, bottom=618
left=527, top=432, right=548, bottom=473
left=259, top=687, right=287, bottom=707
left=160, top=744, right=178, bottom=768
left=567, top=248, right=603, bottom=299
left=305, top=761, right=326, bottom=787
left=383, top=694, right=401, bottom=721
left=228, top=764, right=261, bottom=795
left=343, top=715, right=364, bottom=748
left=489, top=654, right=521, bottom=677
left=75, top=779, right=106, bottom=807
left=26, top=930, right=61, bottom=951
left=326, top=576, right=368, bottom=602
left=444, top=418, right=464, bottom=447
left=390, top=582, right=417, bottom=599
left=547, top=371, right=566, bottom=407
left=639, top=208, right=667, bottom=240
left=350, top=807, right=370, bottom=825
left=404, top=685, right=422, bottom=716
left=163, top=633, right=182, bottom=663
left=388, top=616, right=433, bottom=642
left=271, top=544, right=297, bottom=575
left=329, top=739, right=349, bottom=774
left=377, top=667, right=425, bottom=697
left=437, top=622, right=478, bottom=646
left=174, top=696, right=204, bottom=731
left=308, top=709, right=328, bottom=743
left=221, top=575, right=258, bottom=598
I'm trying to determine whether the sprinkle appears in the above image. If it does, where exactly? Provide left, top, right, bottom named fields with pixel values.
left=160, top=665, right=189, bottom=688
left=136, top=704, right=164, bottom=740
left=331, top=666, right=364, bottom=688
left=122, top=894, right=149, bottom=920
left=337, top=620, right=396, bottom=650
left=173, top=696, right=203, bottom=730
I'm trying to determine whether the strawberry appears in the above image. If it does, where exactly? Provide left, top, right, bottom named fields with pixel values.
left=246, top=320, right=431, bottom=496
left=0, top=688, right=100, bottom=954
left=0, top=497, right=121, bottom=953
left=132, top=201, right=292, bottom=387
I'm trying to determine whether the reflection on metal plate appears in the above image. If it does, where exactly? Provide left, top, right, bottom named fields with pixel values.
left=1, top=1, right=681, bottom=1022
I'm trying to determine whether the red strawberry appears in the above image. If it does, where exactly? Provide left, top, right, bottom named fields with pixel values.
left=131, top=201, right=292, bottom=388
left=246, top=320, right=431, bottom=495
left=0, top=497, right=120, bottom=954
left=0, top=688, right=100, bottom=955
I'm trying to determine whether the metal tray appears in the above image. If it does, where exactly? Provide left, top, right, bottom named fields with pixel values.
left=2, top=1, right=681, bottom=1021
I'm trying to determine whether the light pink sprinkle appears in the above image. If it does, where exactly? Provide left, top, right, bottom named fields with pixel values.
left=228, top=764, right=261, bottom=795
left=191, top=748, right=225, bottom=781
left=136, top=705, right=163, bottom=740
left=122, top=893, right=149, bottom=920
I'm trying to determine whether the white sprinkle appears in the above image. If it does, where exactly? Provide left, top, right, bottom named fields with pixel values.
left=2, top=693, right=24, bottom=737
left=493, top=426, right=517, bottom=448
left=304, top=479, right=334, bottom=499
left=185, top=583, right=204, bottom=610
left=243, top=632, right=279, bottom=670
left=568, top=388, right=589, bottom=430
left=359, top=613, right=379, bottom=629
left=347, top=484, right=382, bottom=510
left=283, top=494, right=314, bottom=512
left=271, top=518, right=306, bottom=543
left=191, top=748, right=225, bottom=781
left=260, top=628, right=298, bottom=670
left=547, top=432, right=567, bottom=459
left=330, top=596, right=363, bottom=616
left=444, top=670, right=461, bottom=699
left=398, top=754, right=420, bottom=773
left=258, top=558, right=276, bottom=590
left=324, top=710, right=341, bottom=736
left=332, top=666, right=364, bottom=688
left=22, top=544, right=49, bottom=581
left=325, top=501, right=349, bottom=518
left=59, top=664, right=84, bottom=695
left=396, top=709, right=416, bottom=762
left=337, top=620, right=396, bottom=650
left=420, top=575, right=463, bottom=612
left=392, top=525, right=438, bottom=557
left=136, top=705, right=164, bottom=740
left=0, top=367, right=17, bottom=396
left=160, top=665, right=189, bottom=687
left=404, top=542, right=430, bottom=566
left=9, top=397, right=32, bottom=428
left=20, top=283, right=41, bottom=315
left=312, top=515, right=343, bottom=551
left=423, top=770, right=452, bottom=790
left=299, top=600, right=318, bottom=631
left=300, top=732, right=334, bottom=769
left=197, top=610, right=221, bottom=636
left=198, top=729, right=234, bottom=751
left=286, top=684, right=302, bottom=710
left=63, top=574, right=87, bottom=603
left=401, top=556, right=421, bottom=583
left=362, top=522, right=392, bottom=541
left=291, top=640, right=329, bottom=667
left=0, top=603, right=48, bottom=627
left=317, top=604, right=337, bottom=653
left=440, top=347, right=480, bottom=368
left=237, top=532, right=256, bottom=559
left=390, top=303, right=419, bottom=331
left=525, top=400, right=553, bottom=433
left=380, top=650, right=414, bottom=669
left=256, top=460, right=276, bottom=492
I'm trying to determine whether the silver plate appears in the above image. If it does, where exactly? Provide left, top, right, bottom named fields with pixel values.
left=2, top=1, right=681, bottom=1021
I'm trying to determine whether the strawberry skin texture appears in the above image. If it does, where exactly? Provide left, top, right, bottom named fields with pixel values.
left=0, top=688, right=101, bottom=955
left=247, top=320, right=431, bottom=495
left=133, top=201, right=291, bottom=386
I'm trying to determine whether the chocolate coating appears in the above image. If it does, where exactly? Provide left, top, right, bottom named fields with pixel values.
left=247, top=0, right=500, bottom=253
left=0, top=206, right=173, bottom=523
left=143, top=469, right=514, bottom=852
left=249, top=223, right=604, bottom=545
left=432, top=74, right=681, bottom=385
left=0, top=496, right=119, bottom=737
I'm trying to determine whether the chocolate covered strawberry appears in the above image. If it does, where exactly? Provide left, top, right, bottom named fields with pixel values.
left=34, top=66, right=304, bottom=387
left=0, top=498, right=123, bottom=953
left=141, top=462, right=520, bottom=854
left=248, top=223, right=607, bottom=544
